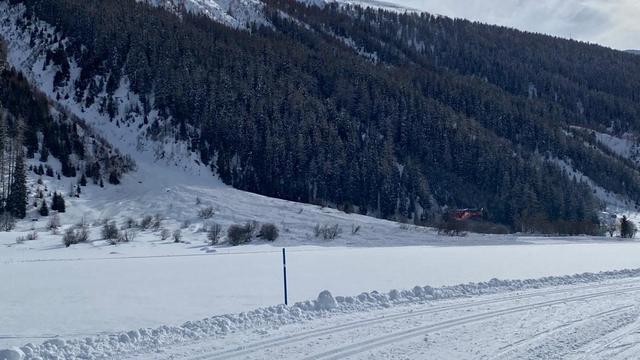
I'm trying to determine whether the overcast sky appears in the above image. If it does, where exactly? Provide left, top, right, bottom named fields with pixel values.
left=388, top=0, right=638, bottom=50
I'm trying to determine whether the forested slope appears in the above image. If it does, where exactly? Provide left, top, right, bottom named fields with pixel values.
left=4, top=0, right=640, bottom=234
left=1, top=37, right=134, bottom=224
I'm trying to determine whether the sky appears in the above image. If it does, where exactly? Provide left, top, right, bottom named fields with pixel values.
left=386, top=0, right=639, bottom=50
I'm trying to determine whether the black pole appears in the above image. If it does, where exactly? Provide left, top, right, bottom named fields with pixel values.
left=282, top=248, right=288, bottom=305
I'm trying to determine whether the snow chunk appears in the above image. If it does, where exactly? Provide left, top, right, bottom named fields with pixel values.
left=316, top=290, right=337, bottom=310
left=0, top=348, right=24, bottom=360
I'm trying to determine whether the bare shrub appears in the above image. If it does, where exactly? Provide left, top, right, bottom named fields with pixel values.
left=198, top=206, right=215, bottom=220
left=16, top=236, right=26, bottom=244
left=140, top=215, right=153, bottom=229
left=228, top=223, right=254, bottom=246
left=258, top=223, right=279, bottom=241
left=63, top=228, right=76, bottom=247
left=76, top=216, right=90, bottom=229
left=119, top=228, right=137, bottom=243
left=123, top=217, right=138, bottom=229
left=26, top=231, right=39, bottom=241
left=173, top=229, right=182, bottom=243
left=207, top=223, right=222, bottom=245
left=63, top=225, right=89, bottom=247
left=246, top=221, right=258, bottom=236
left=314, top=224, right=342, bottom=240
left=152, top=214, right=162, bottom=230
left=351, top=224, right=361, bottom=235
left=0, top=212, right=16, bottom=232
left=160, top=228, right=171, bottom=241
left=48, top=213, right=61, bottom=231
left=75, top=226, right=90, bottom=243
left=102, top=221, right=119, bottom=240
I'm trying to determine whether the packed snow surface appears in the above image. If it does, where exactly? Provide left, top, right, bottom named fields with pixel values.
left=5, top=268, right=640, bottom=359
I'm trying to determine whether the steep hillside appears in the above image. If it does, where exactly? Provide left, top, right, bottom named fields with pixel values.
left=1, top=36, right=135, bottom=226
left=2, top=0, right=640, bottom=234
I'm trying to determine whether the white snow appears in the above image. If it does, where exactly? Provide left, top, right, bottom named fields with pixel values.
left=595, top=131, right=640, bottom=165
left=552, top=157, right=634, bottom=211
left=138, top=0, right=269, bottom=29
left=4, top=266, right=640, bottom=359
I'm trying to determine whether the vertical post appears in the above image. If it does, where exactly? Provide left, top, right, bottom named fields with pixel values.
left=282, top=248, right=288, bottom=305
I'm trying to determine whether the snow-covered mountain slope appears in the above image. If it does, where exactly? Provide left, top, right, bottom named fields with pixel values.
left=139, top=0, right=413, bottom=29
left=0, top=1, right=204, bottom=174
left=138, top=0, right=269, bottom=28
left=324, top=0, right=416, bottom=12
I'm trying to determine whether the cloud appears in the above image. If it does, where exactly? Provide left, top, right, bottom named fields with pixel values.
left=388, top=0, right=639, bottom=49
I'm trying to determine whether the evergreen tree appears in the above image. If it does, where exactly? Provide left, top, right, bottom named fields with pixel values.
left=6, top=137, right=27, bottom=219
left=39, top=199, right=49, bottom=216
left=108, top=171, right=120, bottom=185
left=58, top=194, right=66, bottom=213
left=39, top=146, right=49, bottom=162
left=51, top=192, right=58, bottom=212
left=620, top=216, right=637, bottom=239
left=0, top=110, right=6, bottom=209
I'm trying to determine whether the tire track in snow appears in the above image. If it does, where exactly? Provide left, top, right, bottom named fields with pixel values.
left=179, top=279, right=640, bottom=360
left=573, top=319, right=640, bottom=359
left=489, top=305, right=636, bottom=360
left=302, top=286, right=640, bottom=360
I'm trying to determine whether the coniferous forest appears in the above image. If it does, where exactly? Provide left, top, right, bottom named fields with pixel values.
left=0, top=38, right=134, bottom=227
left=5, top=0, right=640, bottom=234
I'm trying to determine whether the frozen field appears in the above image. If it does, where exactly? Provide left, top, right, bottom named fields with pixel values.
left=4, top=237, right=640, bottom=351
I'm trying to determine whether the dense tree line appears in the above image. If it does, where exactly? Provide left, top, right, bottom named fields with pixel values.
left=0, top=37, right=134, bottom=228
left=10, top=0, right=634, bottom=233
left=0, top=39, right=27, bottom=226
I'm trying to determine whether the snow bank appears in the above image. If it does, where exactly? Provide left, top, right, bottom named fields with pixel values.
left=6, top=268, right=640, bottom=360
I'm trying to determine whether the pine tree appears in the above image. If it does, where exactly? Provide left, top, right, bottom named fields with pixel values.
left=620, top=216, right=636, bottom=239
left=0, top=110, right=6, bottom=209
left=58, top=194, right=66, bottom=213
left=39, top=199, right=49, bottom=216
left=39, top=147, right=49, bottom=162
left=52, top=192, right=66, bottom=213
left=51, top=192, right=58, bottom=212
left=79, top=173, right=87, bottom=186
left=108, top=171, right=120, bottom=185
left=7, top=138, right=27, bottom=219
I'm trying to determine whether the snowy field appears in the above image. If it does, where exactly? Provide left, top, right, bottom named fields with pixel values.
left=5, top=236, right=640, bottom=351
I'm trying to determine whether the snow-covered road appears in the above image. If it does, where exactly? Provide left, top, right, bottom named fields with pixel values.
left=131, top=277, right=640, bottom=360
